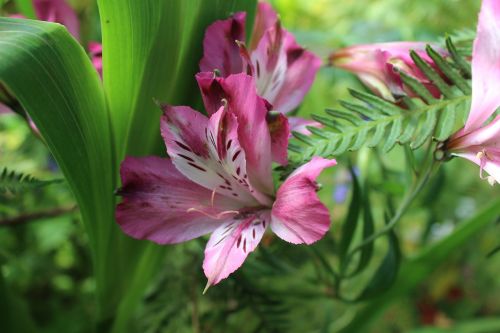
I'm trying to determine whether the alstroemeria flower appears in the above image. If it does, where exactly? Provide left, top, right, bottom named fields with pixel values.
left=330, top=42, right=447, bottom=102
left=446, top=0, right=500, bottom=186
left=116, top=73, right=336, bottom=288
left=199, top=2, right=321, bottom=132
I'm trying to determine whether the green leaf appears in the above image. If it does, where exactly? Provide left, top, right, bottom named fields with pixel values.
left=0, top=17, right=116, bottom=320
left=356, top=226, right=400, bottom=299
left=0, top=167, right=62, bottom=194
left=0, top=266, right=37, bottom=333
left=343, top=182, right=375, bottom=278
left=339, top=169, right=362, bottom=260
left=98, top=0, right=257, bottom=157
left=289, top=39, right=472, bottom=164
left=339, top=198, right=500, bottom=333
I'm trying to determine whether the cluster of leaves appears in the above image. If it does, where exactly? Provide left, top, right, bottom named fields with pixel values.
left=288, top=38, right=471, bottom=166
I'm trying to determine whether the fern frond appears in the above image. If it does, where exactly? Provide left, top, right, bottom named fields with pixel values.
left=289, top=39, right=472, bottom=165
left=0, top=168, right=62, bottom=194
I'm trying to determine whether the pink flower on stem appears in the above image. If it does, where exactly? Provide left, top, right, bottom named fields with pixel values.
left=447, top=0, right=500, bottom=186
left=116, top=74, right=336, bottom=290
left=199, top=2, right=322, bottom=133
left=330, top=42, right=447, bottom=102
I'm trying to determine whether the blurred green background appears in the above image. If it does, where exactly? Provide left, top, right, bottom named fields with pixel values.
left=1, top=0, right=499, bottom=332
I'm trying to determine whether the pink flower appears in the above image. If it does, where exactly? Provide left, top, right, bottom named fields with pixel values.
left=447, top=0, right=500, bottom=186
left=330, top=42, right=447, bottom=102
left=33, top=0, right=80, bottom=40
left=116, top=74, right=336, bottom=289
left=199, top=2, right=322, bottom=133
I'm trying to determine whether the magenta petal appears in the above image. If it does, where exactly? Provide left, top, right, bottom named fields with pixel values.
left=250, top=2, right=278, bottom=51
left=88, top=42, right=103, bottom=78
left=33, top=0, right=80, bottom=40
left=270, top=34, right=322, bottom=114
left=116, top=156, right=240, bottom=244
left=465, top=0, right=500, bottom=131
left=196, top=72, right=227, bottom=116
left=288, top=117, right=322, bottom=136
left=0, top=103, right=12, bottom=115
left=161, top=105, right=265, bottom=205
left=451, top=115, right=500, bottom=150
left=199, top=12, right=246, bottom=76
left=455, top=149, right=500, bottom=185
left=271, top=157, right=336, bottom=244
left=203, top=212, right=268, bottom=286
left=219, top=74, right=275, bottom=194
left=268, top=113, right=289, bottom=165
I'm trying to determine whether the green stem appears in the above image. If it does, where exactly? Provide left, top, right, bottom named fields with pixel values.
left=343, top=158, right=440, bottom=269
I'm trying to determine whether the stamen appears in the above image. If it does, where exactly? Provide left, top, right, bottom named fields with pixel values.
left=186, top=208, right=240, bottom=220
left=476, top=149, right=496, bottom=185
left=211, top=188, right=217, bottom=207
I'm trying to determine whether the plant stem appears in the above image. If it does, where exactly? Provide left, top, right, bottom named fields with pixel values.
left=344, top=159, right=440, bottom=264
left=0, top=205, right=77, bottom=226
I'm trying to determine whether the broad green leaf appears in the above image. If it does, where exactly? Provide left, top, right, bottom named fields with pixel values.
left=339, top=197, right=500, bottom=333
left=96, top=1, right=257, bottom=330
left=98, top=0, right=257, bottom=157
left=0, top=17, right=118, bottom=320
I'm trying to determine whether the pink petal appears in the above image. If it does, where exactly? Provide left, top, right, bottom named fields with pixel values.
left=88, top=42, right=102, bottom=78
left=251, top=23, right=321, bottom=114
left=251, top=24, right=288, bottom=108
left=451, top=115, right=500, bottom=150
left=271, top=157, right=336, bottom=244
left=0, top=103, right=12, bottom=115
left=268, top=112, right=289, bottom=165
left=203, top=212, right=269, bottom=287
left=270, top=34, right=322, bottom=114
left=465, top=0, right=500, bottom=131
left=219, top=74, right=275, bottom=195
left=250, top=2, right=278, bottom=51
left=288, top=117, right=322, bottom=136
left=161, top=105, right=269, bottom=205
left=454, top=149, right=500, bottom=185
left=116, top=156, right=243, bottom=244
left=199, top=12, right=246, bottom=77
left=331, top=42, right=445, bottom=101
left=196, top=71, right=227, bottom=116
left=196, top=73, right=275, bottom=195
left=33, top=0, right=80, bottom=40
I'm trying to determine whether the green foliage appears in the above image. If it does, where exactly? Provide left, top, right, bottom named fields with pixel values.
left=0, top=1, right=257, bottom=331
left=289, top=39, right=471, bottom=165
left=0, top=167, right=62, bottom=195
left=1, top=1, right=499, bottom=333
